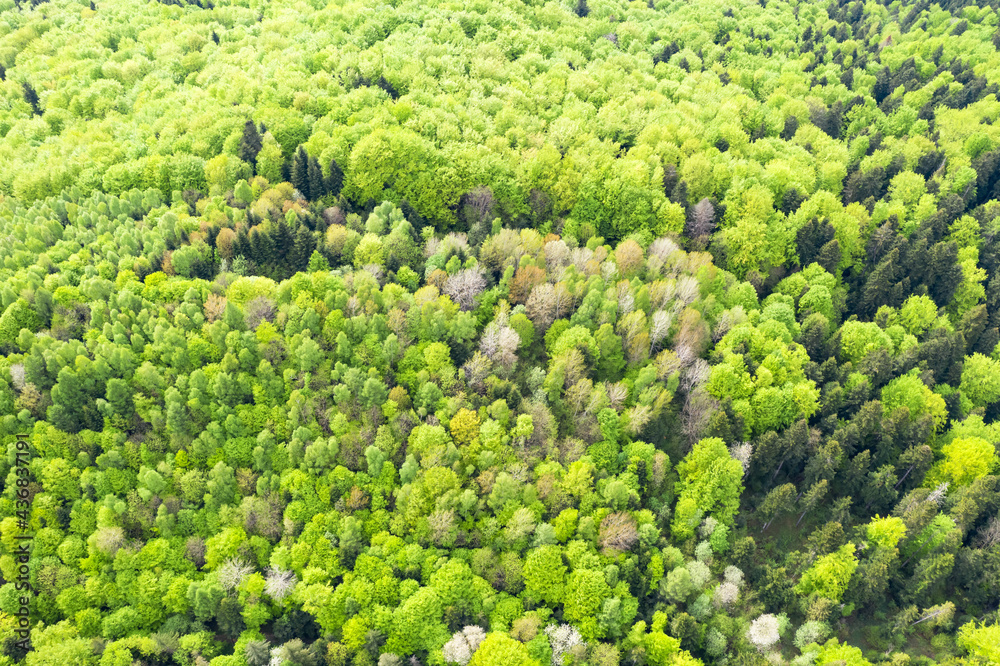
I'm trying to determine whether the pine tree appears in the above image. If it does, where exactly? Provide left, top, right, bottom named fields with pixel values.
left=239, top=119, right=263, bottom=167
left=328, top=158, right=345, bottom=198
left=574, top=0, right=589, bottom=17
left=291, top=146, right=310, bottom=198
left=307, top=156, right=324, bottom=201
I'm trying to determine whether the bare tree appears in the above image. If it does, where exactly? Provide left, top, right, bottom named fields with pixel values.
left=600, top=512, right=639, bottom=553
left=606, top=382, right=628, bottom=411
left=681, top=389, right=718, bottom=443
left=552, top=282, right=573, bottom=320
left=686, top=198, right=716, bottom=244
left=9, top=363, right=25, bottom=391
left=681, top=358, right=711, bottom=393
left=729, top=443, right=753, bottom=475
left=244, top=295, right=275, bottom=330
left=428, top=509, right=458, bottom=547
left=649, top=310, right=674, bottom=353
left=461, top=186, right=497, bottom=228
left=650, top=237, right=680, bottom=262
left=184, top=536, right=206, bottom=568
left=975, top=516, right=1000, bottom=549
left=676, top=275, right=700, bottom=306
left=264, top=567, right=297, bottom=601
left=465, top=351, right=495, bottom=394
left=218, top=558, right=255, bottom=591
left=443, top=268, right=487, bottom=311
left=544, top=239, right=570, bottom=276
left=526, top=283, right=557, bottom=332
left=204, top=294, right=228, bottom=323
left=616, top=280, right=635, bottom=315
left=95, top=526, right=125, bottom=556
left=626, top=404, right=653, bottom=435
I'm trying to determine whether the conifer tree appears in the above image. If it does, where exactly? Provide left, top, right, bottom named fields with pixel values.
left=289, top=225, right=316, bottom=272
left=250, top=228, right=275, bottom=272
left=272, top=219, right=295, bottom=264
left=291, top=146, right=310, bottom=198
left=307, top=156, right=324, bottom=200
left=328, top=158, right=345, bottom=198
left=234, top=227, right=252, bottom=260
left=22, top=82, right=41, bottom=116
left=239, top=119, right=263, bottom=168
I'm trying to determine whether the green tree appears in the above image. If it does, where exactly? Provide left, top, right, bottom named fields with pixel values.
left=522, top=545, right=566, bottom=604
left=794, top=543, right=859, bottom=602
left=469, top=633, right=540, bottom=666
left=0, top=298, right=41, bottom=349
left=960, top=354, right=1000, bottom=408
left=672, top=438, right=745, bottom=541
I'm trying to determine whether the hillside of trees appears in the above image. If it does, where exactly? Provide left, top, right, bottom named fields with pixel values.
left=1, top=0, right=1000, bottom=665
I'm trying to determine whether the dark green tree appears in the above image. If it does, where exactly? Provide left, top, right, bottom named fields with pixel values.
left=289, top=226, right=316, bottom=273
left=239, top=119, right=263, bottom=167
left=327, top=158, right=345, bottom=198
left=291, top=146, right=310, bottom=198
left=306, top=156, right=324, bottom=200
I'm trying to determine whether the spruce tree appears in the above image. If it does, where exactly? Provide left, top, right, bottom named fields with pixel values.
left=272, top=219, right=295, bottom=265
left=22, top=82, right=41, bottom=116
left=250, top=228, right=275, bottom=272
left=290, top=226, right=316, bottom=272
left=234, top=226, right=252, bottom=260
left=239, top=119, right=263, bottom=167
left=307, top=156, right=324, bottom=201
left=291, top=147, right=310, bottom=198
left=327, top=158, right=345, bottom=198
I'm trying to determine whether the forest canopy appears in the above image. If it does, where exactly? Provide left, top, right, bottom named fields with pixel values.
left=2, top=0, right=1000, bottom=665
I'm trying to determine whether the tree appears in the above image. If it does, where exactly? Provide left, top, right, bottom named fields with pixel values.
left=245, top=641, right=271, bottom=666
left=866, top=515, right=907, bottom=550
left=239, top=119, right=263, bottom=167
left=957, top=621, right=1000, bottom=664
left=746, top=614, right=780, bottom=652
left=523, top=545, right=566, bottom=604
left=927, top=437, right=998, bottom=487
left=468, top=633, right=540, bottom=666
left=0, top=298, right=41, bottom=349
left=672, top=438, right=745, bottom=540
left=562, top=568, right=612, bottom=640
left=960, top=354, right=1000, bottom=408
left=289, top=226, right=316, bottom=273
left=292, top=146, right=310, bottom=198
left=444, top=269, right=487, bottom=311
left=794, top=543, right=858, bottom=602
left=256, top=132, right=285, bottom=184
left=758, top=483, right=796, bottom=532
left=327, top=158, right=345, bottom=198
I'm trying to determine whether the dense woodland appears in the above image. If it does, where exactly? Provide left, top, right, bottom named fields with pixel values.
left=1, top=0, right=1000, bottom=664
